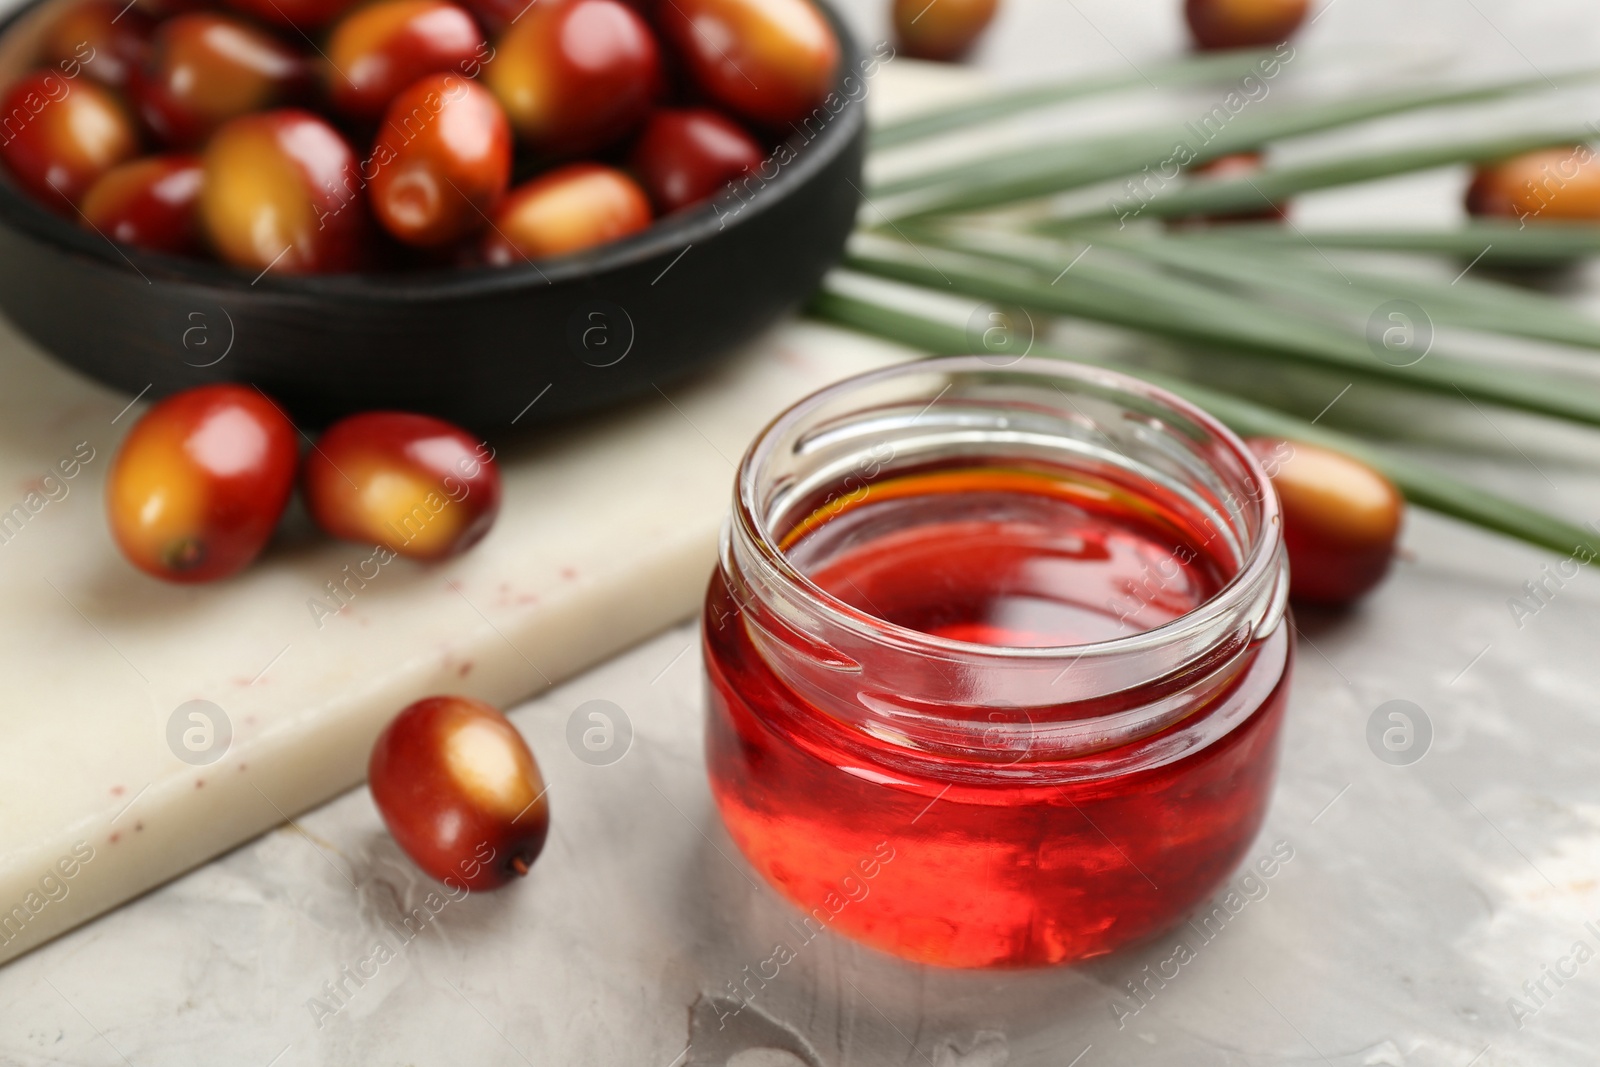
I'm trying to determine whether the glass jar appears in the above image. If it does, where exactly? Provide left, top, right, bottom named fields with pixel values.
left=702, top=356, right=1291, bottom=967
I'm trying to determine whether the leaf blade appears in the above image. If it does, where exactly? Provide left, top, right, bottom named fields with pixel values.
left=844, top=233, right=1600, bottom=428
left=1041, top=128, right=1596, bottom=226
left=871, top=49, right=1278, bottom=149
left=873, top=70, right=1600, bottom=217
left=809, top=283, right=1600, bottom=559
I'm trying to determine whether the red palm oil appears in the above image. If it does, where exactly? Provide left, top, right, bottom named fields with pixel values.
left=703, top=358, right=1292, bottom=967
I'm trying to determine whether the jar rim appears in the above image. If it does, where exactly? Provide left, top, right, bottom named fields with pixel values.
left=733, top=355, right=1286, bottom=666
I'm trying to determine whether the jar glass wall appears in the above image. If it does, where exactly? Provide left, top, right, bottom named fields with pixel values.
left=702, top=357, right=1291, bottom=967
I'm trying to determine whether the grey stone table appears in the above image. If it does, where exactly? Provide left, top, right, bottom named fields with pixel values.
left=4, top=0, right=1600, bottom=1064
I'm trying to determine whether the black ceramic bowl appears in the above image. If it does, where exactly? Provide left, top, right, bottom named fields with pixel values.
left=0, top=0, right=866, bottom=432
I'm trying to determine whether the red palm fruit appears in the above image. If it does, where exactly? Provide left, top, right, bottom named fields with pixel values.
left=483, top=0, right=661, bottom=157
left=199, top=109, right=367, bottom=274
left=302, top=411, right=501, bottom=560
left=324, top=0, right=485, bottom=121
left=80, top=153, right=203, bottom=254
left=369, top=75, right=511, bottom=247
left=222, top=0, right=364, bottom=33
left=38, top=0, right=155, bottom=88
left=629, top=107, right=764, bottom=213
left=481, top=162, right=651, bottom=264
left=132, top=0, right=211, bottom=15
left=106, top=384, right=299, bottom=582
left=1170, top=151, right=1287, bottom=224
left=1185, top=0, right=1310, bottom=50
left=657, top=0, right=839, bottom=127
left=134, top=13, right=309, bottom=148
left=1248, top=437, right=1403, bottom=606
left=369, top=696, right=549, bottom=891
left=892, top=0, right=998, bottom=61
left=0, top=70, right=140, bottom=208
left=1465, top=146, right=1600, bottom=223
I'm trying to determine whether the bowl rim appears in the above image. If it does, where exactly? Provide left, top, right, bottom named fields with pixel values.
left=0, top=0, right=867, bottom=303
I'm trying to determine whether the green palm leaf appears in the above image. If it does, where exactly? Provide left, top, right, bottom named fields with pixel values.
left=1039, top=129, right=1596, bottom=228
left=1161, top=220, right=1600, bottom=262
left=809, top=284, right=1600, bottom=560
left=873, top=71, right=1600, bottom=218
left=844, top=232, right=1600, bottom=428
left=1097, top=230, right=1600, bottom=349
left=871, top=48, right=1277, bottom=149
